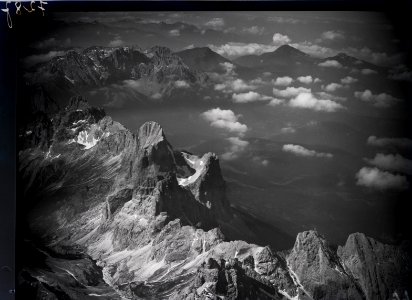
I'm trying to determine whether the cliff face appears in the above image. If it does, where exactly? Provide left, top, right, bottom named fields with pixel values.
left=18, top=97, right=411, bottom=299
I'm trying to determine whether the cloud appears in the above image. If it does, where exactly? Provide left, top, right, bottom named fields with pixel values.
left=272, top=33, right=291, bottom=45
left=252, top=156, right=269, bottom=166
left=354, top=90, right=401, bottom=107
left=341, top=76, right=358, bottom=84
left=282, top=144, right=333, bottom=158
left=169, top=29, right=180, bottom=36
left=267, top=16, right=303, bottom=24
left=323, top=82, right=344, bottom=92
left=318, top=60, right=343, bottom=68
left=314, top=78, right=322, bottom=83
left=230, top=79, right=256, bottom=92
left=220, top=62, right=236, bottom=75
left=268, top=98, right=285, bottom=106
left=232, top=91, right=274, bottom=103
left=273, top=76, right=293, bottom=86
left=201, top=108, right=248, bottom=136
left=317, top=92, right=347, bottom=102
left=365, top=153, right=412, bottom=175
left=242, top=26, right=265, bottom=35
left=355, top=167, right=409, bottom=190
left=321, top=30, right=345, bottom=40
left=361, top=68, right=377, bottom=75
left=109, top=37, right=124, bottom=47
left=24, top=50, right=66, bottom=67
left=289, top=92, right=344, bottom=112
left=273, top=86, right=311, bottom=98
left=209, top=42, right=278, bottom=59
left=281, top=126, right=296, bottom=134
left=388, top=65, right=412, bottom=82
left=367, top=136, right=412, bottom=149
left=297, top=76, right=313, bottom=84
left=204, top=17, right=225, bottom=29
left=174, top=80, right=190, bottom=88
left=291, top=41, right=336, bottom=58
left=221, top=137, right=249, bottom=160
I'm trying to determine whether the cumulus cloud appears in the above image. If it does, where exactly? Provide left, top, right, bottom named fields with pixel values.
left=242, top=26, right=265, bottom=35
left=365, top=153, right=412, bottom=175
left=282, top=144, right=333, bottom=158
left=174, top=80, right=190, bottom=88
left=169, top=29, right=180, bottom=36
left=221, top=137, right=249, bottom=160
left=314, top=78, right=322, bottom=83
left=209, top=42, right=278, bottom=59
left=201, top=108, right=248, bottom=136
left=318, top=60, right=342, bottom=68
left=321, top=30, right=345, bottom=41
left=232, top=91, right=274, bottom=103
left=268, top=98, right=285, bottom=106
left=341, top=76, right=358, bottom=84
left=297, top=75, right=313, bottom=84
left=273, top=86, right=311, bottom=98
left=24, top=50, right=66, bottom=67
left=289, top=92, right=344, bottom=112
left=214, top=78, right=256, bottom=93
left=367, top=136, right=412, bottom=149
left=355, top=167, right=409, bottom=190
left=108, top=36, right=124, bottom=47
left=354, top=90, right=401, bottom=107
left=273, top=76, right=293, bottom=86
left=272, top=33, right=291, bottom=45
left=205, top=17, right=225, bottom=29
left=361, top=68, right=378, bottom=75
left=323, top=83, right=344, bottom=92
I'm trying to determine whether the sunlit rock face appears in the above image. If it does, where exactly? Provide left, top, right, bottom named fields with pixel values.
left=18, top=97, right=411, bottom=299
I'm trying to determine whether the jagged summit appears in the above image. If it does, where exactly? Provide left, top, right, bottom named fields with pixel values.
left=137, top=121, right=167, bottom=149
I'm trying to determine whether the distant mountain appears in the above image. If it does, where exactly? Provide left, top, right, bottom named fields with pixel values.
left=175, top=47, right=233, bottom=72
left=18, top=96, right=411, bottom=299
left=234, top=44, right=383, bottom=74
left=234, top=44, right=314, bottom=68
left=27, top=45, right=208, bottom=92
left=321, top=52, right=382, bottom=71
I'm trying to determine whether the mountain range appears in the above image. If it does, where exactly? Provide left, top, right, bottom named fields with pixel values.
left=22, top=44, right=385, bottom=109
left=18, top=96, right=411, bottom=299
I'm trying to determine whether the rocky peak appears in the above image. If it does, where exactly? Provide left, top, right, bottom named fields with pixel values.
left=137, top=121, right=166, bottom=149
left=287, top=230, right=363, bottom=299
left=337, top=233, right=411, bottom=300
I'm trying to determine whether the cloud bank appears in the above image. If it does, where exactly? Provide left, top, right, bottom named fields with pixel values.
left=282, top=144, right=333, bottom=158
left=355, top=167, right=409, bottom=190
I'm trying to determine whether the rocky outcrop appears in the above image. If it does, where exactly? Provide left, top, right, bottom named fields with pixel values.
left=337, top=233, right=411, bottom=300
left=287, top=230, right=364, bottom=299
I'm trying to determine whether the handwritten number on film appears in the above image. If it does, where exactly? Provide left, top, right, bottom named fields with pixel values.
left=2, top=0, right=47, bottom=28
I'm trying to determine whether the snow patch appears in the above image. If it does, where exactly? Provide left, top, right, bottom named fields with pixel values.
left=177, top=153, right=208, bottom=186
